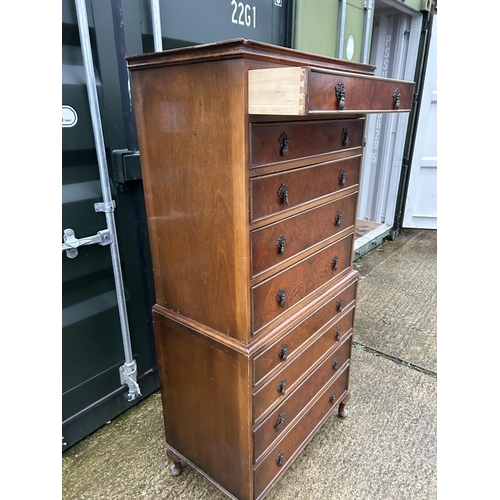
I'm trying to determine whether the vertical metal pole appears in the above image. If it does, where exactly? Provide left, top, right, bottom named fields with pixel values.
left=338, top=0, right=347, bottom=59
left=74, top=0, right=141, bottom=401
left=362, top=0, right=374, bottom=64
left=151, top=0, right=163, bottom=52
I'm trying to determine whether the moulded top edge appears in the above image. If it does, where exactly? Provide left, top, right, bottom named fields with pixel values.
left=125, top=38, right=376, bottom=76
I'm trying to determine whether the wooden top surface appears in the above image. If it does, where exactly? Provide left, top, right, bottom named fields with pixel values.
left=126, top=38, right=376, bottom=76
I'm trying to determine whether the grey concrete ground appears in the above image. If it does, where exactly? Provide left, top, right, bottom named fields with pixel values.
left=62, top=228, right=437, bottom=500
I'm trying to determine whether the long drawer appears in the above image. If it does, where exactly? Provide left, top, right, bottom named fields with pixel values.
left=248, top=66, right=414, bottom=115
left=251, top=233, right=354, bottom=334
left=253, top=331, right=352, bottom=451
left=249, top=119, right=364, bottom=169
left=253, top=365, right=350, bottom=499
left=251, top=192, right=357, bottom=278
left=250, top=155, right=361, bottom=222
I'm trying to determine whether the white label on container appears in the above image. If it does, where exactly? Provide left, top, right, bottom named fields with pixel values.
left=62, top=105, right=78, bottom=128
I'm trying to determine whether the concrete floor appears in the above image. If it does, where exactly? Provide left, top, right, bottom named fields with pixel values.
left=62, top=228, right=437, bottom=500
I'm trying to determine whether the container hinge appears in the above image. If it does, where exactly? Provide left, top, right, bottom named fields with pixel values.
left=62, top=228, right=112, bottom=259
left=119, top=360, right=142, bottom=401
left=413, top=92, right=419, bottom=104
left=94, top=200, right=116, bottom=213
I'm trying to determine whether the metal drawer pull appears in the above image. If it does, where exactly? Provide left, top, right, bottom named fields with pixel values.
left=342, top=127, right=349, bottom=146
left=276, top=451, right=285, bottom=466
left=277, top=413, right=286, bottom=431
left=277, top=378, right=287, bottom=396
left=276, top=235, right=286, bottom=254
left=278, top=343, right=288, bottom=361
left=278, top=183, right=289, bottom=206
left=335, top=82, right=346, bottom=110
left=337, top=298, right=343, bottom=312
left=335, top=327, right=341, bottom=341
left=276, top=288, right=286, bottom=308
left=329, top=392, right=336, bottom=404
left=278, top=131, right=290, bottom=156
left=332, top=358, right=339, bottom=370
left=334, top=210, right=342, bottom=227
left=393, top=87, right=401, bottom=110
left=331, top=255, right=339, bottom=271
left=338, top=168, right=346, bottom=186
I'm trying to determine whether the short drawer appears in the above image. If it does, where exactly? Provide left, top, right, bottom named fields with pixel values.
left=253, top=332, right=352, bottom=452
left=250, top=155, right=361, bottom=222
left=249, top=119, right=364, bottom=169
left=251, top=233, right=354, bottom=335
left=253, top=365, right=350, bottom=499
left=253, top=298, right=355, bottom=387
left=251, top=192, right=357, bottom=278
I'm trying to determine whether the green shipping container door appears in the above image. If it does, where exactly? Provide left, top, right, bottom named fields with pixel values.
left=294, top=0, right=371, bottom=62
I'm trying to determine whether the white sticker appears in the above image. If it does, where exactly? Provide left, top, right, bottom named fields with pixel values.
left=62, top=105, right=78, bottom=128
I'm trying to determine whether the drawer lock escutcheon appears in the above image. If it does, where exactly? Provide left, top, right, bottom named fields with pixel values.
left=276, top=235, right=286, bottom=254
left=337, top=298, right=343, bottom=312
left=276, top=288, right=286, bottom=308
left=393, top=87, right=401, bottom=110
left=277, top=413, right=286, bottom=431
left=329, top=392, right=336, bottom=404
left=334, top=210, right=342, bottom=227
left=277, top=378, right=287, bottom=396
left=332, top=255, right=339, bottom=271
left=338, top=168, right=346, bottom=186
left=335, top=82, right=346, bottom=110
left=332, top=358, right=339, bottom=371
left=278, top=131, right=290, bottom=156
left=278, top=183, right=289, bottom=206
left=335, top=327, right=341, bottom=341
left=276, top=451, right=285, bottom=467
left=341, top=127, right=349, bottom=147
left=278, top=343, right=288, bottom=361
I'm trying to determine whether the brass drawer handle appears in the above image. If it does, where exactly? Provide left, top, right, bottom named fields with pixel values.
left=278, top=131, right=290, bottom=156
left=335, top=327, right=341, bottom=341
left=277, top=412, right=286, bottom=431
left=337, top=298, right=343, bottom=312
left=335, top=82, right=346, bottom=110
left=393, top=87, right=401, bottom=110
left=276, top=235, right=286, bottom=254
left=277, top=378, right=287, bottom=396
left=338, top=168, right=346, bottom=186
left=276, top=288, right=286, bottom=308
left=342, top=127, right=349, bottom=147
left=334, top=210, right=342, bottom=227
left=331, top=255, right=339, bottom=271
left=329, top=392, right=336, bottom=404
left=332, top=358, right=339, bottom=370
left=276, top=450, right=285, bottom=466
left=278, top=343, right=288, bottom=361
left=278, top=183, right=289, bottom=206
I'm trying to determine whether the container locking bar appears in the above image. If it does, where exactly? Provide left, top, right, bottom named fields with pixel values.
left=62, top=228, right=112, bottom=259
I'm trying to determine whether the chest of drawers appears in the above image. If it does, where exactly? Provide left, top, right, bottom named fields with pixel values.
left=127, top=39, right=413, bottom=500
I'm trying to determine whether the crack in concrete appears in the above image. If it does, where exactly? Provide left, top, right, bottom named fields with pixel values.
left=353, top=341, right=437, bottom=378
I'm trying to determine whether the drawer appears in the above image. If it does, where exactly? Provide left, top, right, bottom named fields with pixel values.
left=251, top=192, right=357, bottom=278
left=253, top=299, right=355, bottom=387
left=249, top=119, right=364, bottom=169
left=248, top=66, right=414, bottom=115
left=250, top=156, right=361, bottom=222
left=254, top=365, right=350, bottom=499
left=253, top=330, right=352, bottom=438
left=251, top=233, right=354, bottom=334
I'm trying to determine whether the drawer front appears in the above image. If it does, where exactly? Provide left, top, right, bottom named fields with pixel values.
left=308, top=69, right=414, bottom=114
left=251, top=192, right=357, bottom=278
left=254, top=300, right=355, bottom=387
left=252, top=233, right=354, bottom=334
left=253, top=332, right=353, bottom=455
left=250, top=155, right=361, bottom=223
left=254, top=365, right=350, bottom=498
left=249, top=119, right=364, bottom=169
